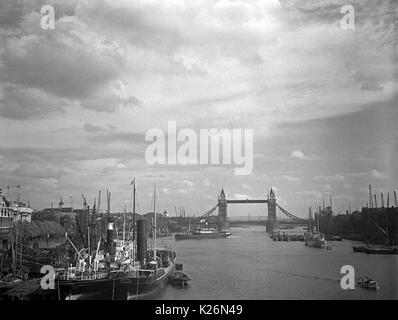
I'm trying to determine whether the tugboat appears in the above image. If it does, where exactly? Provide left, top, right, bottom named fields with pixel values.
left=357, top=276, right=379, bottom=290
left=169, top=263, right=190, bottom=288
left=304, top=207, right=327, bottom=248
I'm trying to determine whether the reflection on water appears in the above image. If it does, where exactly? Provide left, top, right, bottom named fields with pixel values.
left=157, top=226, right=397, bottom=300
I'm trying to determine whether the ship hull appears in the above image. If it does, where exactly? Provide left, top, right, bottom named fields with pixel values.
left=175, top=231, right=231, bottom=241
left=60, top=266, right=174, bottom=300
left=59, top=255, right=176, bottom=300
left=353, top=246, right=398, bottom=255
left=305, top=239, right=327, bottom=248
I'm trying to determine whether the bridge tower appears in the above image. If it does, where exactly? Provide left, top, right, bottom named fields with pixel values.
left=266, top=188, right=278, bottom=233
left=218, top=188, right=228, bottom=231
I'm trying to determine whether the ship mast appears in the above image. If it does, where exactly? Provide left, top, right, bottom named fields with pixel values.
left=132, top=179, right=136, bottom=266
left=153, top=184, right=157, bottom=269
left=123, top=204, right=126, bottom=245
left=132, top=178, right=136, bottom=242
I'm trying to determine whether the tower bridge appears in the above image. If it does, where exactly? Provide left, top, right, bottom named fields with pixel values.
left=211, top=188, right=307, bottom=233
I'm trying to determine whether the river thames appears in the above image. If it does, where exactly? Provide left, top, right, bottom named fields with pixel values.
left=157, top=226, right=397, bottom=300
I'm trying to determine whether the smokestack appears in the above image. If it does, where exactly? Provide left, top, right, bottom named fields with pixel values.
left=374, top=194, right=378, bottom=208
left=369, top=185, right=373, bottom=208
left=394, top=190, right=398, bottom=207
left=323, top=198, right=325, bottom=210
left=329, top=195, right=332, bottom=208
left=136, top=219, right=147, bottom=265
left=381, top=192, right=384, bottom=208
left=308, top=207, right=313, bottom=233
left=387, top=192, right=390, bottom=208
left=106, top=190, right=111, bottom=214
left=106, top=216, right=115, bottom=255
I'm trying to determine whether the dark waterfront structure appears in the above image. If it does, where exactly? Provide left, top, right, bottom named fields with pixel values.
left=318, top=206, right=398, bottom=245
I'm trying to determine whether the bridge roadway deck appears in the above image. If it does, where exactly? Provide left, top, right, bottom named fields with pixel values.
left=227, top=199, right=269, bottom=204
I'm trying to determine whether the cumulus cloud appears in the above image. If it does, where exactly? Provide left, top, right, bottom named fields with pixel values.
left=232, top=193, right=250, bottom=200
left=14, top=161, right=66, bottom=179
left=282, top=175, right=301, bottom=182
left=314, top=174, right=346, bottom=182
left=0, top=84, right=70, bottom=119
left=83, top=123, right=106, bottom=133
left=348, top=169, right=390, bottom=180
left=0, top=7, right=142, bottom=119
left=294, top=190, right=322, bottom=199
left=290, top=150, right=317, bottom=160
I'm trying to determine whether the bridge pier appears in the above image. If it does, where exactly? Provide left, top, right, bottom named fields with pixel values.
left=218, top=188, right=228, bottom=231
left=266, top=188, right=278, bottom=233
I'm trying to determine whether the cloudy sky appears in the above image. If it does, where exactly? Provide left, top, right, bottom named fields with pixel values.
left=0, top=0, right=396, bottom=218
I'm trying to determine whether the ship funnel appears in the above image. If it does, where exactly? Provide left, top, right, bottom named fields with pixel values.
left=137, top=219, right=147, bottom=265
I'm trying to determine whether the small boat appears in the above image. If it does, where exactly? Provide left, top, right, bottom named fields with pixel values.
left=352, top=246, right=368, bottom=253
left=304, top=208, right=327, bottom=248
left=357, top=277, right=379, bottom=290
left=169, top=271, right=190, bottom=288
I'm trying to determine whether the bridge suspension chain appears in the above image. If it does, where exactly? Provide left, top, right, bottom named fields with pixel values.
left=276, top=204, right=307, bottom=223
left=199, top=203, right=219, bottom=219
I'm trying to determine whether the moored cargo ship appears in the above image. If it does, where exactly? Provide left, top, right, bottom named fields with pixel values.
left=175, top=226, right=231, bottom=241
left=56, top=182, right=177, bottom=300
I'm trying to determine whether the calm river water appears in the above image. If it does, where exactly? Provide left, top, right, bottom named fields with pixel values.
left=157, top=226, right=397, bottom=300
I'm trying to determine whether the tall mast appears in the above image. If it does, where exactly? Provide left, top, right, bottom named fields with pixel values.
left=133, top=179, right=136, bottom=242
left=153, top=183, right=157, bottom=267
left=386, top=212, right=389, bottom=246
left=369, top=185, right=373, bottom=208
left=123, top=204, right=126, bottom=245
left=97, top=190, right=101, bottom=217
left=374, top=194, right=378, bottom=208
